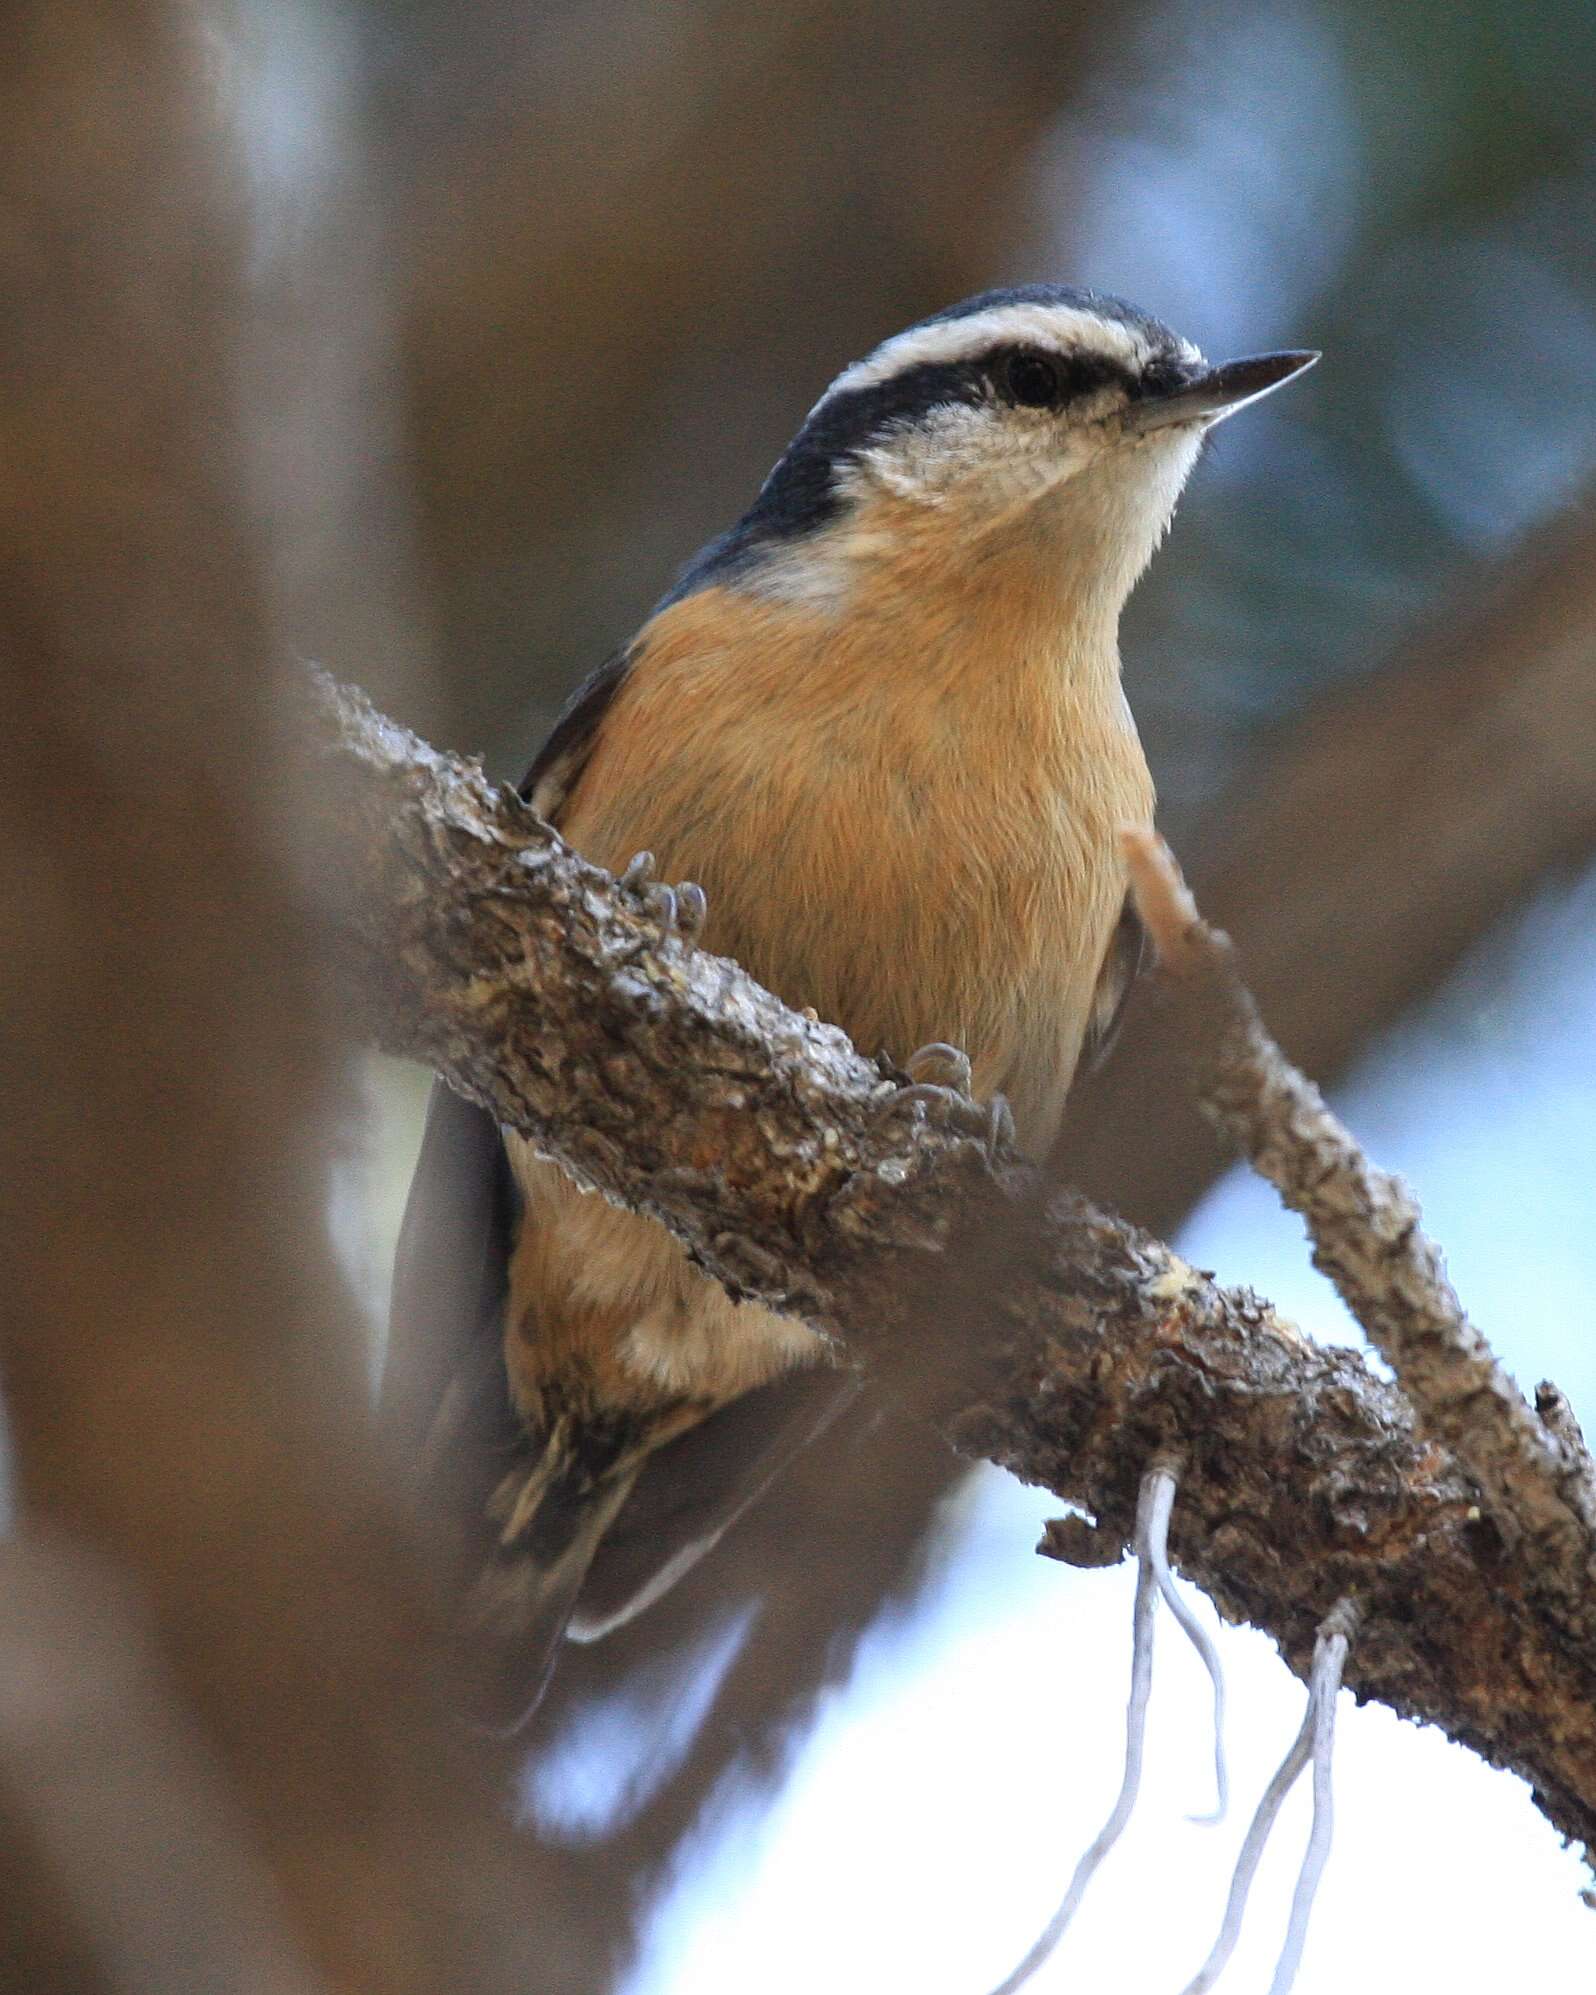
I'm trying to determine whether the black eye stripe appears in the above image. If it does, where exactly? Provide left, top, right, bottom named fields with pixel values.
left=683, top=339, right=1161, bottom=582
left=1132, top=353, right=1195, bottom=399
left=1003, top=351, right=1063, bottom=406
left=990, top=345, right=1130, bottom=408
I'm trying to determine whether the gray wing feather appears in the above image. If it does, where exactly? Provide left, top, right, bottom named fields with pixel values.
left=1079, top=893, right=1149, bottom=1076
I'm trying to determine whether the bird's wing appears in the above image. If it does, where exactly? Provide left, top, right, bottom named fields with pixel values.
left=1078, top=892, right=1149, bottom=1076
left=383, top=638, right=858, bottom=1725
left=520, top=643, right=637, bottom=818
left=381, top=650, right=637, bottom=1700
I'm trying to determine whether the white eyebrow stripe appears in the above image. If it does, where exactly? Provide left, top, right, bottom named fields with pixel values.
left=816, top=302, right=1204, bottom=410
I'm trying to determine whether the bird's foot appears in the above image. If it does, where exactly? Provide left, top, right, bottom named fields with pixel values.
left=879, top=1042, right=1013, bottom=1162
left=905, top=1040, right=972, bottom=1094
left=620, top=850, right=709, bottom=945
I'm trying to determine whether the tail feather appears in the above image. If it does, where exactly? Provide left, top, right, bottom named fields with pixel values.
left=386, top=1082, right=859, bottom=1732
left=570, top=1363, right=861, bottom=1641
left=460, top=1442, right=644, bottom=1735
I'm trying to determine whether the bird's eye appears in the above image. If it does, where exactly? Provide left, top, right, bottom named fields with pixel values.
left=1001, top=351, right=1064, bottom=408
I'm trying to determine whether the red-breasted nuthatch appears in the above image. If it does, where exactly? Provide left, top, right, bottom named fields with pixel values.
left=385, top=286, right=1317, bottom=1728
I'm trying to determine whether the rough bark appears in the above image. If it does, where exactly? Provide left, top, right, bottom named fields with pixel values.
left=309, top=673, right=1596, bottom=1863
left=1123, top=826, right=1596, bottom=1604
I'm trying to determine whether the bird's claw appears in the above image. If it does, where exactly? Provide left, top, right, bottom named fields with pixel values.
left=673, top=880, right=709, bottom=943
left=623, top=851, right=708, bottom=945
left=646, top=878, right=708, bottom=944
left=904, top=1040, right=973, bottom=1094
left=983, top=1093, right=1016, bottom=1160
left=878, top=1043, right=1013, bottom=1161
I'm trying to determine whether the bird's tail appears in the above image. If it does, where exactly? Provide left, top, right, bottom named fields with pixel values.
left=457, top=1419, right=646, bottom=1735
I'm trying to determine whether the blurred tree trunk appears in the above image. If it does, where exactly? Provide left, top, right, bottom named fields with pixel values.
left=0, top=8, right=552, bottom=1989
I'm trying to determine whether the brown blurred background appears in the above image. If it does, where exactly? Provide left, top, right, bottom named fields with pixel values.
left=5, top=0, right=1596, bottom=1988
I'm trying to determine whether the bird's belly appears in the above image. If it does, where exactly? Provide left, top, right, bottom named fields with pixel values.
left=502, top=1143, right=828, bottom=1414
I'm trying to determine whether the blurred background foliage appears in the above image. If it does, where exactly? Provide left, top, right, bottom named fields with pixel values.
left=226, top=0, right=1596, bottom=1985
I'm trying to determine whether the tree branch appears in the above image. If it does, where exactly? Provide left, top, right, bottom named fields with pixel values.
left=1069, top=484, right=1596, bottom=1234
left=309, top=671, right=1596, bottom=1864
left=1123, top=827, right=1596, bottom=1614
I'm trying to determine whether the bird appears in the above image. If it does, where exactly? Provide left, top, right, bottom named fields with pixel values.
left=384, top=285, right=1317, bottom=1731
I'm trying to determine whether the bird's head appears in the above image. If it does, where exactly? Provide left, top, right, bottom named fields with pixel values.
left=684, top=285, right=1316, bottom=634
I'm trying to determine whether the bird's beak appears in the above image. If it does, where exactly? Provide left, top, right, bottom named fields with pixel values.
left=1123, top=349, right=1320, bottom=434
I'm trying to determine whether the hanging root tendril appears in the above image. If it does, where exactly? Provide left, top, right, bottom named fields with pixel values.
left=1143, top=1470, right=1230, bottom=1825
left=1180, top=1598, right=1358, bottom=1995
left=986, top=1460, right=1229, bottom=1994
left=1266, top=1601, right=1357, bottom=1995
left=984, top=1469, right=1165, bottom=1995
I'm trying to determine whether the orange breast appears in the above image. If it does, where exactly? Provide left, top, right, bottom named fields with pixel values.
left=507, top=546, right=1153, bottom=1413
left=561, top=576, right=1152, bottom=1147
